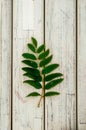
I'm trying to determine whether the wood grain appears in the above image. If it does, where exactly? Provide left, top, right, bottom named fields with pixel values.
left=0, top=0, right=11, bottom=129
left=13, top=0, right=44, bottom=130
left=45, top=0, right=76, bottom=130
left=0, top=0, right=86, bottom=130
left=78, top=0, right=86, bottom=130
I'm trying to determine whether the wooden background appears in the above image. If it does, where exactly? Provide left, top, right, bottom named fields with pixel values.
left=0, top=0, right=86, bottom=130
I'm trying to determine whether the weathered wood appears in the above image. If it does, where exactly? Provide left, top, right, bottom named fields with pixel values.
left=0, top=0, right=11, bottom=130
left=1, top=0, right=86, bottom=130
left=45, top=0, right=76, bottom=129
left=13, top=0, right=44, bottom=130
left=78, top=1, right=86, bottom=130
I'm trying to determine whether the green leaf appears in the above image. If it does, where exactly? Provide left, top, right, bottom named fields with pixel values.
left=23, top=73, right=42, bottom=82
left=37, top=44, right=45, bottom=53
left=22, top=67, right=40, bottom=76
left=24, top=80, right=42, bottom=89
left=27, top=44, right=35, bottom=52
left=40, top=55, right=52, bottom=67
left=42, top=64, right=59, bottom=74
left=45, top=91, right=60, bottom=96
left=22, top=60, right=38, bottom=68
left=31, top=37, right=37, bottom=47
left=22, top=53, right=36, bottom=60
left=45, top=73, right=63, bottom=81
left=38, top=49, right=49, bottom=59
left=26, top=92, right=40, bottom=97
left=45, top=78, right=64, bottom=90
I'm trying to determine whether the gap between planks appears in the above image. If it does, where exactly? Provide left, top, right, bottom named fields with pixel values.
left=43, top=0, right=46, bottom=130
left=11, top=0, right=13, bottom=129
left=76, top=0, right=78, bottom=129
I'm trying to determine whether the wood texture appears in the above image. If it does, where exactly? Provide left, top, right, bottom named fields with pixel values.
left=45, top=0, right=76, bottom=130
left=78, top=1, right=86, bottom=130
left=0, top=0, right=86, bottom=130
left=13, top=0, right=44, bottom=130
left=0, top=0, right=11, bottom=130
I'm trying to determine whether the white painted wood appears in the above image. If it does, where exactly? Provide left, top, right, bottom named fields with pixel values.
left=22, top=0, right=34, bottom=30
left=1, top=0, right=86, bottom=129
left=78, top=1, right=86, bottom=130
left=0, top=0, right=11, bottom=130
left=45, top=0, right=76, bottom=130
left=13, top=0, right=44, bottom=130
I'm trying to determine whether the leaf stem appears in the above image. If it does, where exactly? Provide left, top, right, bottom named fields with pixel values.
left=37, top=95, right=43, bottom=107
left=37, top=75, right=45, bottom=107
left=36, top=50, right=45, bottom=107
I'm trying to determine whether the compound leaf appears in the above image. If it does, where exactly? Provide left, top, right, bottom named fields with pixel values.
left=26, top=92, right=40, bottom=97
left=22, top=53, right=36, bottom=60
left=22, top=37, right=64, bottom=104
left=24, top=80, right=42, bottom=89
left=45, top=78, right=64, bottom=89
left=45, top=91, right=60, bottom=96
left=42, top=64, right=59, bottom=74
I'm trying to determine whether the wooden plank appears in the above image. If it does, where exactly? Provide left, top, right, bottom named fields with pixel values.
left=78, top=1, right=86, bottom=130
left=45, top=0, right=76, bottom=129
left=13, top=0, right=44, bottom=130
left=0, top=0, right=11, bottom=130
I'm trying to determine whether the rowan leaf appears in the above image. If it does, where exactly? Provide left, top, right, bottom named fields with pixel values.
left=27, top=44, right=35, bottom=52
left=22, top=53, right=36, bottom=60
left=45, top=73, right=63, bottom=81
left=45, top=91, right=60, bottom=96
left=42, top=64, right=59, bottom=74
left=45, top=78, right=64, bottom=89
left=24, top=80, right=42, bottom=89
left=31, top=37, right=37, bottom=48
left=22, top=37, right=64, bottom=106
left=40, top=55, right=52, bottom=67
left=37, top=44, right=45, bottom=53
left=22, top=60, right=38, bottom=68
left=26, top=92, right=40, bottom=97
left=38, top=49, right=49, bottom=59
